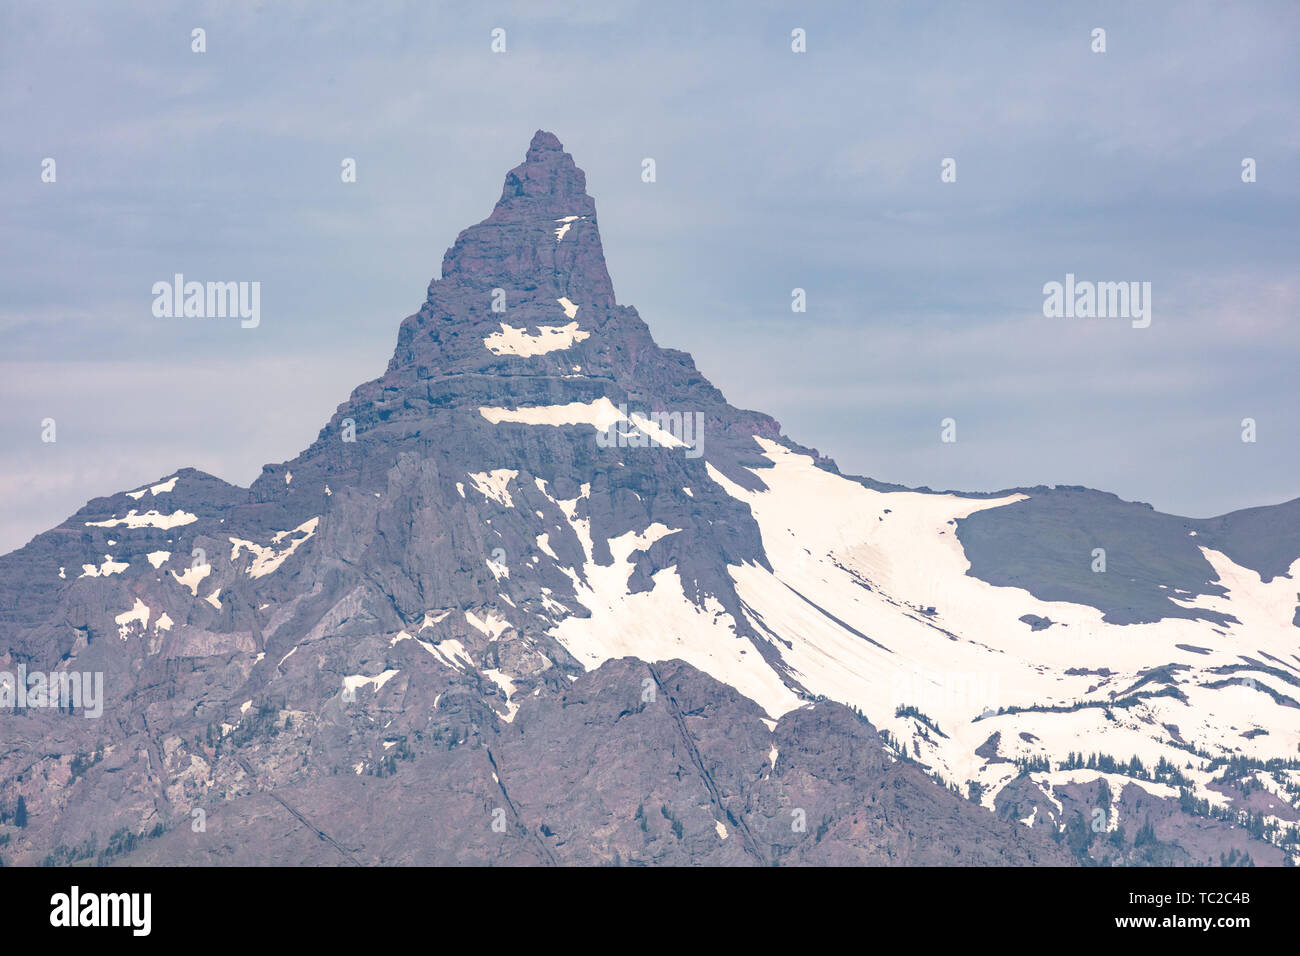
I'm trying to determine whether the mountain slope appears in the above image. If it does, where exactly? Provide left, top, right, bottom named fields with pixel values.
left=1, top=131, right=1296, bottom=866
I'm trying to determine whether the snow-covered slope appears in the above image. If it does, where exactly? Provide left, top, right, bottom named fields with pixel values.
left=533, top=434, right=1300, bottom=851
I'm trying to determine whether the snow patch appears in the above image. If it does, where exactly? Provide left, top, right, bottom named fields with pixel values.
left=420, top=610, right=451, bottom=631
left=114, top=599, right=151, bottom=639
left=86, top=509, right=197, bottom=530
left=342, top=670, right=400, bottom=695
left=482, top=668, right=519, bottom=722
left=479, top=397, right=625, bottom=430
left=229, top=517, right=320, bottom=578
left=465, top=610, right=512, bottom=640
left=467, top=470, right=518, bottom=508
left=484, top=321, right=590, bottom=357
left=126, top=475, right=178, bottom=500
left=425, top=639, right=474, bottom=671
left=552, top=215, right=585, bottom=241
left=80, top=555, right=129, bottom=578
left=171, top=563, right=211, bottom=595
left=628, top=413, right=688, bottom=449
left=537, top=533, right=559, bottom=560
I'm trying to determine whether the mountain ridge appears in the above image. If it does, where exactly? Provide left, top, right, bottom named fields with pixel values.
left=2, top=131, right=1297, bottom=867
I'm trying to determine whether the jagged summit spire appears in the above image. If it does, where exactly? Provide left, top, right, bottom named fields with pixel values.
left=527, top=129, right=564, bottom=154
left=493, top=129, right=592, bottom=212
left=438, top=131, right=613, bottom=304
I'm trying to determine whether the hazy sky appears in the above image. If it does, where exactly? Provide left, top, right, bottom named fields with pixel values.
left=2, top=0, right=1298, bottom=555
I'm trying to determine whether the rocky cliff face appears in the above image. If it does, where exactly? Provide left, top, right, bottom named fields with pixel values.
left=1, top=132, right=1296, bottom=866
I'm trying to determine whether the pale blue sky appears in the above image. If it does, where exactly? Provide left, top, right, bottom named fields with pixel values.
left=1, top=0, right=1298, bottom=554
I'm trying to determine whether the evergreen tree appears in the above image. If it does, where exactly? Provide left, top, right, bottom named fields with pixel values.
left=1134, top=817, right=1156, bottom=848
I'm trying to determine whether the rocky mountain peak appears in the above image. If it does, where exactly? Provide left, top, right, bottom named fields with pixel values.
left=496, top=129, right=592, bottom=209
left=438, top=131, right=613, bottom=306
left=2, top=130, right=1297, bottom=869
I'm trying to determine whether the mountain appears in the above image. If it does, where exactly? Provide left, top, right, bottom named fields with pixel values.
left=2, top=131, right=1297, bottom=867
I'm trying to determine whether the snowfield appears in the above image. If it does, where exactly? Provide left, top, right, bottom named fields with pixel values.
left=533, top=435, right=1300, bottom=849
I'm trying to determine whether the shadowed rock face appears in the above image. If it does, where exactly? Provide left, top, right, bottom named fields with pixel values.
left=0, top=132, right=1292, bottom=867
left=957, top=487, right=1300, bottom=625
